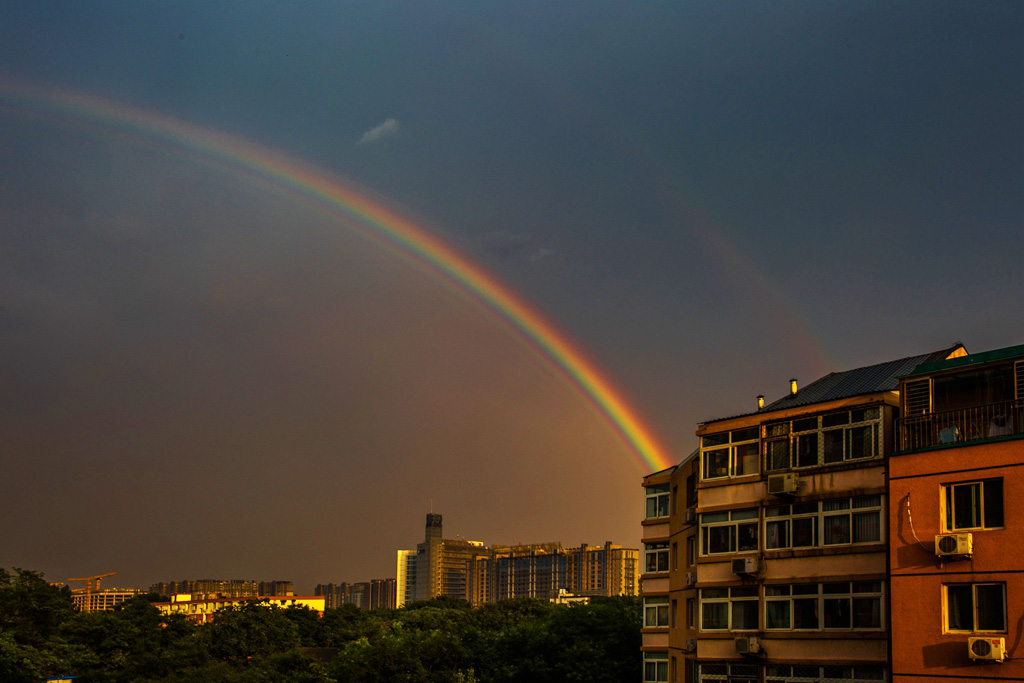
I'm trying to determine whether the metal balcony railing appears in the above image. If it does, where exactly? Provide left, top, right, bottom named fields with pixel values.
left=897, top=399, right=1024, bottom=451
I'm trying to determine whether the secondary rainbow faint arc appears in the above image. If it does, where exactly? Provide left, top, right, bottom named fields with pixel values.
left=0, top=77, right=676, bottom=474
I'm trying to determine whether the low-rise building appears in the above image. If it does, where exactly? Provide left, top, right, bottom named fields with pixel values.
left=153, top=594, right=325, bottom=624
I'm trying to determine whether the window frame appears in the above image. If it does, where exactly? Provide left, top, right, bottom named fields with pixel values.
left=699, top=586, right=759, bottom=632
left=764, top=496, right=884, bottom=550
left=765, top=407, right=883, bottom=472
left=765, top=581, right=884, bottom=632
left=700, top=508, right=759, bottom=556
left=644, top=542, right=670, bottom=574
left=700, top=427, right=760, bottom=481
left=643, top=651, right=669, bottom=683
left=645, top=483, right=671, bottom=520
left=944, top=582, right=1007, bottom=633
left=644, top=595, right=670, bottom=628
left=941, top=478, right=1004, bottom=531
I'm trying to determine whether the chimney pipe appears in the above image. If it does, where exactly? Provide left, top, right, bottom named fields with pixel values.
left=790, top=379, right=798, bottom=395
left=757, top=395, right=765, bottom=410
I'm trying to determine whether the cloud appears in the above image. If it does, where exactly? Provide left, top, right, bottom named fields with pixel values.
left=356, top=118, right=399, bottom=146
left=529, top=247, right=554, bottom=262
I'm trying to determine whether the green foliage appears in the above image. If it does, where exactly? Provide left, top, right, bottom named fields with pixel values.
left=0, top=568, right=641, bottom=683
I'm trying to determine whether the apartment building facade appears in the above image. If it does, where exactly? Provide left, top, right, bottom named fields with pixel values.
left=889, top=344, right=1024, bottom=681
left=642, top=344, right=964, bottom=683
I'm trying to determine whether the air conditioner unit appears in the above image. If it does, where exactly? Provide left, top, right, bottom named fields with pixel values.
left=767, top=473, right=799, bottom=495
left=685, top=571, right=697, bottom=587
left=735, top=636, right=760, bottom=655
left=935, top=532, right=973, bottom=558
left=732, top=557, right=758, bottom=575
left=968, top=637, right=1005, bottom=662
left=684, top=507, right=696, bottom=523
left=685, top=638, right=697, bottom=652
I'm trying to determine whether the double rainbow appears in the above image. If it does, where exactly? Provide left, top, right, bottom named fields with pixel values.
left=0, top=77, right=676, bottom=474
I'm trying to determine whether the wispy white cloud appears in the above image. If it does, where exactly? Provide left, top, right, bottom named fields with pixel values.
left=529, top=247, right=554, bottom=262
left=356, top=118, right=399, bottom=146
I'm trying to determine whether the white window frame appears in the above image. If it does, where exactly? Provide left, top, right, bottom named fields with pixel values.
left=644, top=651, right=669, bottom=683
left=944, top=582, right=1007, bottom=633
left=700, top=427, right=760, bottom=481
left=765, top=581, right=884, bottom=632
left=644, top=542, right=669, bottom=574
left=644, top=595, right=669, bottom=628
left=700, top=508, right=759, bottom=556
left=764, top=496, right=884, bottom=550
left=645, top=483, right=670, bottom=519
left=699, top=586, right=758, bottom=631
left=765, top=407, right=883, bottom=472
left=941, top=478, right=1004, bottom=531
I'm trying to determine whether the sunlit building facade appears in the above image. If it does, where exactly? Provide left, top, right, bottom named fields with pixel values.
left=154, top=594, right=325, bottom=624
left=890, top=344, right=1024, bottom=681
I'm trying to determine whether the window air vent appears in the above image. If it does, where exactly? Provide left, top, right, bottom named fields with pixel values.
left=905, top=378, right=931, bottom=416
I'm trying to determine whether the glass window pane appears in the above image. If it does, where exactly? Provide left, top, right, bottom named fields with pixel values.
left=704, top=449, right=729, bottom=479
left=732, top=600, right=759, bottom=630
left=702, top=433, right=729, bottom=447
left=946, top=585, right=974, bottom=631
left=765, top=601, right=790, bottom=629
left=707, top=526, right=734, bottom=554
left=793, top=598, right=818, bottom=629
left=847, top=425, right=874, bottom=459
left=975, top=584, right=1006, bottom=631
left=735, top=442, right=759, bottom=476
left=765, top=520, right=788, bottom=549
left=824, top=514, right=851, bottom=545
left=953, top=483, right=980, bottom=529
left=767, top=440, right=789, bottom=471
left=853, top=597, right=881, bottom=629
left=984, top=479, right=1004, bottom=528
left=823, top=430, right=844, bottom=463
left=733, top=427, right=760, bottom=442
left=731, top=508, right=759, bottom=520
left=738, top=523, right=758, bottom=552
left=792, top=517, right=816, bottom=547
left=852, top=511, right=880, bottom=543
left=702, top=602, right=728, bottom=630
left=797, top=433, right=818, bottom=467
left=824, top=597, right=851, bottom=628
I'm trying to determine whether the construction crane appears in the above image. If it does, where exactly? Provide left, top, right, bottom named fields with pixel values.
left=66, top=572, right=117, bottom=612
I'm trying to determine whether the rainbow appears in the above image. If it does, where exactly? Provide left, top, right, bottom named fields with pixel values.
left=0, top=77, right=676, bottom=474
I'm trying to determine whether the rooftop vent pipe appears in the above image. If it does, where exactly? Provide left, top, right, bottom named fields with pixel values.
left=790, top=379, right=798, bottom=396
left=757, top=395, right=765, bottom=410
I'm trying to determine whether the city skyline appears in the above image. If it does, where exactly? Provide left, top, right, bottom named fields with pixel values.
left=0, top=2, right=1021, bottom=590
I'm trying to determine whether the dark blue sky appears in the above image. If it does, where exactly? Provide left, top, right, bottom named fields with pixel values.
left=1, top=2, right=1021, bottom=591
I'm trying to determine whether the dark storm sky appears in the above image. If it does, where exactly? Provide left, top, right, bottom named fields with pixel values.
left=0, top=1, right=1021, bottom=592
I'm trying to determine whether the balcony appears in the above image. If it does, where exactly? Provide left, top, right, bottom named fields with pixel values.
left=897, top=399, right=1023, bottom=451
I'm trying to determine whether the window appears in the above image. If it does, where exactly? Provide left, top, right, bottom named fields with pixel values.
left=644, top=596, right=669, bottom=627
left=943, top=478, right=1004, bottom=530
left=686, top=535, right=696, bottom=566
left=700, top=586, right=758, bottom=631
left=646, top=483, right=670, bottom=519
left=671, top=542, right=678, bottom=570
left=766, top=407, right=882, bottom=471
left=701, top=427, right=760, bottom=480
left=686, top=597, right=695, bottom=628
left=671, top=599, right=678, bottom=628
left=645, top=542, right=669, bottom=573
left=765, top=582, right=883, bottom=631
left=697, top=662, right=759, bottom=683
left=945, top=583, right=1006, bottom=632
left=764, top=496, right=883, bottom=549
left=762, top=665, right=887, bottom=683
left=701, top=508, right=758, bottom=555
left=644, top=651, right=669, bottom=683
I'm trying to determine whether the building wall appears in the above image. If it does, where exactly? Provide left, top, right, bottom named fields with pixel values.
left=890, top=438, right=1024, bottom=681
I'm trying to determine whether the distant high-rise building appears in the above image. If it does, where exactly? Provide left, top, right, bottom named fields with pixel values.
left=149, top=579, right=261, bottom=598
left=402, top=512, right=638, bottom=604
left=396, top=549, right=417, bottom=607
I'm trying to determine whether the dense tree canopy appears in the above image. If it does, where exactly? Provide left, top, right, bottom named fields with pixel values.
left=0, top=568, right=640, bottom=683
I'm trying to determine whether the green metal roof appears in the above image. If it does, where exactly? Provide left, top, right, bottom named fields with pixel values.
left=908, top=343, right=1024, bottom=376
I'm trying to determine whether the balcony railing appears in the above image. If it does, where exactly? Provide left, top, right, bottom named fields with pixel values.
left=897, top=399, right=1024, bottom=451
